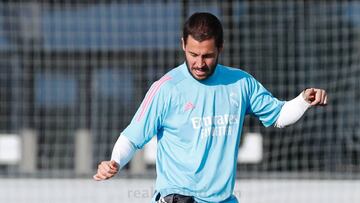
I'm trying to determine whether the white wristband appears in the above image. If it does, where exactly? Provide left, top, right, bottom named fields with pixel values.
left=274, top=92, right=311, bottom=128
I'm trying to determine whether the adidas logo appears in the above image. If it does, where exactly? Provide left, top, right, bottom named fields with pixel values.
left=184, top=102, right=195, bottom=111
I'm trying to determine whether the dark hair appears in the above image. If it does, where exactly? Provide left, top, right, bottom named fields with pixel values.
left=183, top=12, right=223, bottom=49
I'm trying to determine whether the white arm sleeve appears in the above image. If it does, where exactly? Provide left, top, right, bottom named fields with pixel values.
left=274, top=92, right=311, bottom=128
left=111, top=134, right=137, bottom=169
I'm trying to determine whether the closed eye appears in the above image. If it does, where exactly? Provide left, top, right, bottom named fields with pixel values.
left=188, top=52, right=215, bottom=58
left=189, top=52, right=199, bottom=57
left=203, top=53, right=216, bottom=58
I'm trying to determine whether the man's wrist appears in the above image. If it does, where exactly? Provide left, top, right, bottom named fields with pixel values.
left=302, top=88, right=312, bottom=104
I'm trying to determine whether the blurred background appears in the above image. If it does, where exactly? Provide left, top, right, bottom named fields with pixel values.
left=0, top=0, right=359, bottom=202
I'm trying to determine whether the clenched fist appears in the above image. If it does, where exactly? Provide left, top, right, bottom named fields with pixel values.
left=93, top=160, right=119, bottom=181
left=302, top=88, right=328, bottom=106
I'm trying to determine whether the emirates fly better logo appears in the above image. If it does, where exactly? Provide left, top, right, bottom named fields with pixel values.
left=191, top=114, right=239, bottom=138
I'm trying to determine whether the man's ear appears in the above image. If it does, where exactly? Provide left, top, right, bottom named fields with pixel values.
left=181, top=37, right=186, bottom=51
left=218, top=44, right=224, bottom=53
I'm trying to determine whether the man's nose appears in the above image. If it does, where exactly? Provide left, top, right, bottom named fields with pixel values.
left=196, top=57, right=205, bottom=67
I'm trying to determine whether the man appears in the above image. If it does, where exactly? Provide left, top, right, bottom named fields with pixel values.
left=93, top=12, right=327, bottom=203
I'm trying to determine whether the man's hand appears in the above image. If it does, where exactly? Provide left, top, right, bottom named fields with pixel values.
left=93, top=160, right=119, bottom=181
left=302, top=88, right=328, bottom=106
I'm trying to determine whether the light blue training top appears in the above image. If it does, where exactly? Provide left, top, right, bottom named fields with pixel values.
left=122, top=63, right=284, bottom=203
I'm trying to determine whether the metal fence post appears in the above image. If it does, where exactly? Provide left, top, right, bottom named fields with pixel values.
left=75, top=129, right=93, bottom=175
left=20, top=129, right=37, bottom=173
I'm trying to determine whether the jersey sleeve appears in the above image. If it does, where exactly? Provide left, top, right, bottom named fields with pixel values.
left=246, top=76, right=285, bottom=127
left=121, top=75, right=172, bottom=149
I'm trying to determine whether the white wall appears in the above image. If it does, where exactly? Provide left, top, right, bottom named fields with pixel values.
left=0, top=178, right=359, bottom=203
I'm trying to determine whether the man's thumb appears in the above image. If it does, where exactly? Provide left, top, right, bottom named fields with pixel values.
left=110, top=160, right=118, bottom=168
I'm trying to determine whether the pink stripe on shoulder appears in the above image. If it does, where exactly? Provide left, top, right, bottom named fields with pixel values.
left=136, top=75, right=172, bottom=122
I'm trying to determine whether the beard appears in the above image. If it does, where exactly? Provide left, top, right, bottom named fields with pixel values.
left=185, top=57, right=218, bottom=81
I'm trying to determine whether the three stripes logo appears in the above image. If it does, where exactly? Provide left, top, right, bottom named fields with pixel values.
left=137, top=75, right=172, bottom=122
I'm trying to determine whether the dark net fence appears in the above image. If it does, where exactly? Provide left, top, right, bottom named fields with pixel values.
left=0, top=0, right=358, bottom=179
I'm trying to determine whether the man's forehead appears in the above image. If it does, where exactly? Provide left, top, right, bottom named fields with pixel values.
left=185, top=35, right=216, bottom=45
left=185, top=37, right=217, bottom=53
left=187, top=49, right=216, bottom=56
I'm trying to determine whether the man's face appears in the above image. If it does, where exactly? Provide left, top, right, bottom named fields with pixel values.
left=182, top=35, right=222, bottom=80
